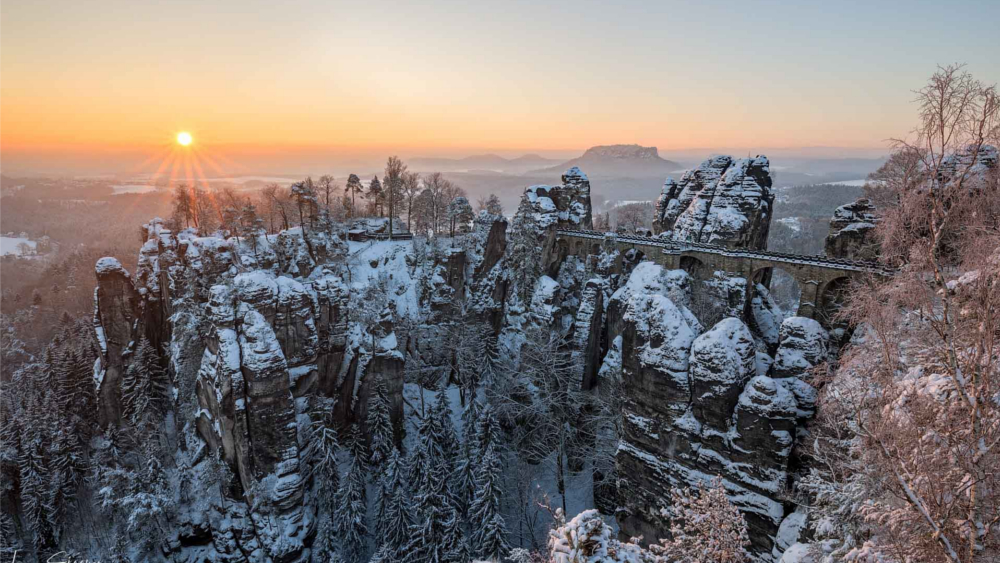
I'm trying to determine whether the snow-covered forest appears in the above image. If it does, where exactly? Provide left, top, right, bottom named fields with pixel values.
left=2, top=66, right=999, bottom=563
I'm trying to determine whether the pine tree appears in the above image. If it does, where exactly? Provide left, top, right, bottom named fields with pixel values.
left=477, top=328, right=502, bottom=387
left=431, top=391, right=459, bottom=470
left=417, top=402, right=444, bottom=463
left=0, top=509, right=19, bottom=556
left=304, top=402, right=340, bottom=488
left=469, top=444, right=510, bottom=560
left=380, top=449, right=416, bottom=560
left=409, top=454, right=464, bottom=563
left=334, top=453, right=369, bottom=563
left=374, top=446, right=403, bottom=538
left=19, top=436, right=53, bottom=549
left=121, top=336, right=168, bottom=428
left=461, top=393, right=482, bottom=451
left=479, top=512, right=511, bottom=562
left=368, top=545, right=392, bottom=563
left=346, top=422, right=369, bottom=471
left=456, top=395, right=482, bottom=515
left=240, top=199, right=262, bottom=255
left=345, top=174, right=363, bottom=218
left=366, top=383, right=394, bottom=473
left=407, top=437, right=430, bottom=497
left=290, top=177, right=319, bottom=229
left=476, top=402, right=503, bottom=458
left=58, top=343, right=97, bottom=437
left=314, top=517, right=342, bottom=563
left=45, top=428, right=84, bottom=533
left=367, top=175, right=383, bottom=216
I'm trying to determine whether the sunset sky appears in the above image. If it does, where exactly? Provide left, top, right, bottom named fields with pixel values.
left=2, top=0, right=998, bottom=172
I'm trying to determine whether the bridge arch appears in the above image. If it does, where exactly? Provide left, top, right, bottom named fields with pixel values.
left=554, top=228, right=887, bottom=327
left=679, top=255, right=706, bottom=278
left=750, top=265, right=802, bottom=319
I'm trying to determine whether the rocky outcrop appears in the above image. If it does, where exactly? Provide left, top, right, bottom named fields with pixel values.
left=939, top=143, right=998, bottom=182
left=93, top=257, right=140, bottom=426
left=92, top=221, right=388, bottom=560
left=573, top=278, right=607, bottom=390
left=515, top=167, right=593, bottom=231
left=467, top=212, right=509, bottom=331
left=688, top=318, right=756, bottom=428
left=611, top=261, right=830, bottom=559
left=654, top=155, right=774, bottom=250
left=824, top=198, right=878, bottom=260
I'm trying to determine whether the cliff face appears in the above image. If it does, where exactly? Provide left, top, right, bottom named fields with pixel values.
left=516, top=167, right=594, bottom=231
left=93, top=257, right=141, bottom=426
left=824, top=198, right=878, bottom=260
left=654, top=155, right=774, bottom=250
left=91, top=221, right=402, bottom=559
left=610, top=272, right=827, bottom=558
left=510, top=157, right=825, bottom=560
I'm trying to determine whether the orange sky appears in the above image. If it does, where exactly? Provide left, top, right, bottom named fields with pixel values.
left=2, top=0, right=998, bottom=171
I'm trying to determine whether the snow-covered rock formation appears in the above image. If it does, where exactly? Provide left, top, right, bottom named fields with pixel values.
left=92, top=220, right=412, bottom=559
left=611, top=264, right=829, bottom=558
left=516, top=167, right=593, bottom=231
left=824, top=198, right=877, bottom=260
left=504, top=159, right=830, bottom=559
left=654, top=155, right=774, bottom=249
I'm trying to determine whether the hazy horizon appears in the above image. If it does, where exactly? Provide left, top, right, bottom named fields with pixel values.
left=3, top=0, right=997, bottom=177
left=0, top=143, right=893, bottom=178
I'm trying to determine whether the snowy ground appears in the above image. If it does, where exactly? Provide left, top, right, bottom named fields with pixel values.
left=817, top=179, right=867, bottom=186
left=111, top=184, right=159, bottom=195
left=1, top=236, right=36, bottom=256
left=207, top=176, right=298, bottom=184
left=345, top=239, right=422, bottom=318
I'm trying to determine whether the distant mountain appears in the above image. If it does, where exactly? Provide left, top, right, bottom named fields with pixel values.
left=533, top=144, right=684, bottom=177
left=409, top=153, right=559, bottom=173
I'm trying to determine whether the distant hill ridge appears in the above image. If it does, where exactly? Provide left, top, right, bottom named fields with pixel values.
left=534, top=144, right=684, bottom=177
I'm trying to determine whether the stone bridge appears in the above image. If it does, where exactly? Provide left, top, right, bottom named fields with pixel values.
left=554, top=228, right=893, bottom=325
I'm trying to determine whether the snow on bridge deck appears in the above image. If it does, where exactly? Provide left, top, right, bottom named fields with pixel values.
left=555, top=228, right=892, bottom=276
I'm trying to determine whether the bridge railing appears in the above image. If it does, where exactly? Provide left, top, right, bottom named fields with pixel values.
left=555, top=227, right=893, bottom=275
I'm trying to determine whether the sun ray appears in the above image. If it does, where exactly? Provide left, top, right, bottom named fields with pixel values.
left=149, top=151, right=178, bottom=184
left=132, top=144, right=174, bottom=175
left=191, top=146, right=227, bottom=177
left=169, top=149, right=183, bottom=187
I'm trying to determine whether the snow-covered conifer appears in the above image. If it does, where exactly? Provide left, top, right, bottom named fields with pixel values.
left=469, top=444, right=510, bottom=560
left=373, top=446, right=404, bottom=538
left=475, top=402, right=502, bottom=457
left=121, top=336, right=168, bottom=428
left=409, top=454, right=464, bottom=563
left=381, top=450, right=416, bottom=560
left=334, top=453, right=369, bottom=563
left=345, top=422, right=369, bottom=472
left=432, top=391, right=460, bottom=469
left=366, top=382, right=394, bottom=473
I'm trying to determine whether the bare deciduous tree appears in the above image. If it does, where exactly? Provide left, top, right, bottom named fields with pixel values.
left=805, top=64, right=1000, bottom=563
left=612, top=202, right=654, bottom=234
left=403, top=170, right=421, bottom=233
left=384, top=157, right=407, bottom=238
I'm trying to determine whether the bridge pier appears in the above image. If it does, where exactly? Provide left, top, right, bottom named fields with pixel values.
left=796, top=280, right=821, bottom=319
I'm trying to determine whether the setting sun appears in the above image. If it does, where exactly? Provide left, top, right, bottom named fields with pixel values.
left=176, top=131, right=193, bottom=146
